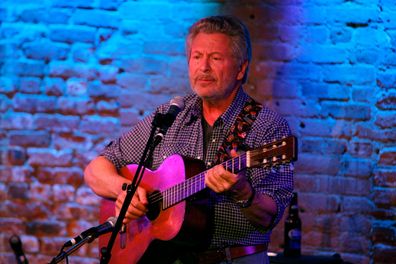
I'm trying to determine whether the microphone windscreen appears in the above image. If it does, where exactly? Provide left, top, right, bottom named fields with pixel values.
left=170, top=96, right=185, bottom=110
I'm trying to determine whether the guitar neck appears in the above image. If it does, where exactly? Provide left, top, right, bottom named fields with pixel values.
left=155, top=153, right=248, bottom=210
left=148, top=135, right=297, bottom=210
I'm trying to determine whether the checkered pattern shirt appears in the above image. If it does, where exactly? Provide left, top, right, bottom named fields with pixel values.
left=101, top=88, right=294, bottom=249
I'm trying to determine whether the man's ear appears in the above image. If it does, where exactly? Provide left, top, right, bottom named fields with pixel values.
left=237, top=61, right=249, bottom=81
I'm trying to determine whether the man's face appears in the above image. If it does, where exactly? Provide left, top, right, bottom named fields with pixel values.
left=188, top=33, right=247, bottom=102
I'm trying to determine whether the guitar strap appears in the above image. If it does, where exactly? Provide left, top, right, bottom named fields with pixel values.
left=213, top=97, right=263, bottom=165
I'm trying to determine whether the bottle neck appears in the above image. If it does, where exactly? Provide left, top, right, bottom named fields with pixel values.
left=289, top=204, right=299, bottom=216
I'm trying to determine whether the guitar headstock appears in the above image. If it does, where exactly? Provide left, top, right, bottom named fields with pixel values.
left=247, top=136, right=298, bottom=168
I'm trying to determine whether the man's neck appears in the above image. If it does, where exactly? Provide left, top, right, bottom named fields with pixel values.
left=202, top=87, right=240, bottom=126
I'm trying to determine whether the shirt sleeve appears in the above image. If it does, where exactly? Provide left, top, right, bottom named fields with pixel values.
left=98, top=98, right=175, bottom=170
left=247, top=107, right=294, bottom=231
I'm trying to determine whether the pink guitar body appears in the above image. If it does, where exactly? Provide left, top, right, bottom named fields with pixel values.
left=99, top=155, right=186, bottom=264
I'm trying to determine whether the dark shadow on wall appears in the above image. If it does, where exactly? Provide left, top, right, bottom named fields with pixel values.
left=216, top=0, right=302, bottom=253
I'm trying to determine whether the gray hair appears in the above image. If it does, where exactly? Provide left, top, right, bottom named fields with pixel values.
left=186, top=15, right=252, bottom=84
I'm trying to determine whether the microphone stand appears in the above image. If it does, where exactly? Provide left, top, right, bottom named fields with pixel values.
left=49, top=236, right=93, bottom=264
left=99, top=113, right=167, bottom=264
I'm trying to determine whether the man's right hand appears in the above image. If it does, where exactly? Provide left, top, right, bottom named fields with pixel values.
left=115, top=186, right=149, bottom=224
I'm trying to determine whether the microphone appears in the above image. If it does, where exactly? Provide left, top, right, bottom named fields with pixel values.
left=155, top=96, right=184, bottom=138
left=9, top=235, right=29, bottom=264
left=63, top=217, right=117, bottom=247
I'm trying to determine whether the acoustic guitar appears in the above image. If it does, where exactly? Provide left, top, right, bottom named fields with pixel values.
left=99, top=136, right=297, bottom=263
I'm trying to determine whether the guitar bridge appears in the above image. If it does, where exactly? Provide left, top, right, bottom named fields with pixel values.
left=120, top=224, right=126, bottom=249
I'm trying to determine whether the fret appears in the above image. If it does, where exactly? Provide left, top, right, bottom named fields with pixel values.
left=232, top=158, right=235, bottom=173
left=186, top=178, right=190, bottom=198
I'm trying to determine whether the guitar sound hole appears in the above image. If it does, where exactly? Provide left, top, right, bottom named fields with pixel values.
left=146, top=190, right=161, bottom=221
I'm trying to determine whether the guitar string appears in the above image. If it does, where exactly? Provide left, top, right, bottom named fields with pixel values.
left=147, top=154, right=249, bottom=207
left=146, top=142, right=287, bottom=205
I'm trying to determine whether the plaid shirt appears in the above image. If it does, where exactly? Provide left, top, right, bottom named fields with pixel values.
left=101, top=87, right=294, bottom=249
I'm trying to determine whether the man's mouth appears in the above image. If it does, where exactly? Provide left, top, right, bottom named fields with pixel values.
left=197, top=76, right=216, bottom=83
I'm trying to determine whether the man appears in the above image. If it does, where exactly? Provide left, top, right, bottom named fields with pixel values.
left=84, top=15, right=294, bottom=263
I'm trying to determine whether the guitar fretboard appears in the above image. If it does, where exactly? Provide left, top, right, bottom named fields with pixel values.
left=146, top=136, right=296, bottom=210
left=158, top=153, right=248, bottom=209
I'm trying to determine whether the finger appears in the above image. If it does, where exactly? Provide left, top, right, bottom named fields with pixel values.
left=230, top=149, right=239, bottom=158
left=205, top=169, right=222, bottom=192
left=215, top=165, right=237, bottom=186
left=205, top=167, right=231, bottom=193
left=123, top=207, right=145, bottom=224
left=137, top=187, right=148, bottom=206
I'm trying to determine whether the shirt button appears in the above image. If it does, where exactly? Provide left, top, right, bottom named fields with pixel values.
left=163, top=155, right=167, bottom=159
left=207, top=162, right=212, bottom=166
left=212, top=139, right=216, bottom=142
left=197, top=156, right=201, bottom=160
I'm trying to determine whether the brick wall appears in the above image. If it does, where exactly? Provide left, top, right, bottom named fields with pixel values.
left=0, top=1, right=395, bottom=264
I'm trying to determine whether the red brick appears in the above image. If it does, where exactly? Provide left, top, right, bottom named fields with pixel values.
left=8, top=182, right=29, bottom=200
left=34, top=114, right=80, bottom=132
left=379, top=151, right=396, bottom=166
left=357, top=125, right=396, bottom=143
left=348, top=141, right=373, bottom=158
left=295, top=154, right=341, bottom=175
left=4, top=147, right=27, bottom=165
left=372, top=225, right=396, bottom=245
left=374, top=169, right=396, bottom=188
left=52, top=184, right=75, bottom=203
left=373, top=244, right=396, bottom=264
left=54, top=203, right=98, bottom=221
left=372, top=188, right=396, bottom=207
left=39, top=236, right=71, bottom=255
left=75, top=186, right=102, bottom=206
left=36, top=167, right=84, bottom=186
left=27, top=149, right=73, bottom=167
left=341, top=196, right=374, bottom=214
left=26, top=220, right=65, bottom=236
left=300, top=193, right=340, bottom=214
left=0, top=218, right=25, bottom=234
left=57, top=97, right=95, bottom=115
left=9, top=131, right=51, bottom=147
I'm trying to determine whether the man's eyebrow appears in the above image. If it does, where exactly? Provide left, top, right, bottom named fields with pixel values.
left=191, top=50, right=224, bottom=55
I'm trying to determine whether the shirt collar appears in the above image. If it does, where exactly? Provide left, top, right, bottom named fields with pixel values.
left=218, top=87, right=249, bottom=125
left=188, top=86, right=249, bottom=125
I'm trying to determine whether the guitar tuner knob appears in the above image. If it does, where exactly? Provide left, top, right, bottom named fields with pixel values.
left=272, top=157, right=277, bottom=162
left=282, top=141, right=286, bottom=146
left=282, top=154, right=286, bottom=159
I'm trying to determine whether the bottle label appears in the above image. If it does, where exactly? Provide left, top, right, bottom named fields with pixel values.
left=288, top=229, right=301, bottom=249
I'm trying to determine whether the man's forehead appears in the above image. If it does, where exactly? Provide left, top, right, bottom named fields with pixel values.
left=190, top=33, right=232, bottom=51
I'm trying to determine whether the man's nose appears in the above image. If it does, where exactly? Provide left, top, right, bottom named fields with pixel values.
left=199, top=57, right=211, bottom=72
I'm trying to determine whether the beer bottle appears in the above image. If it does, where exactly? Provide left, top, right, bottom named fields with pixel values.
left=284, top=192, right=301, bottom=257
